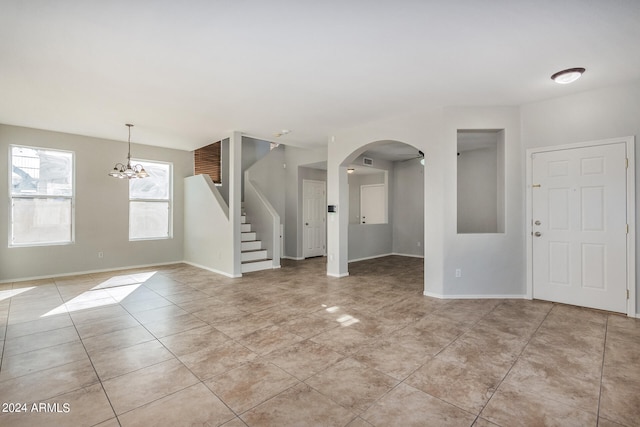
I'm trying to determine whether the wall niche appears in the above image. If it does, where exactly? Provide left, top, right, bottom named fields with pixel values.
left=457, top=129, right=505, bottom=234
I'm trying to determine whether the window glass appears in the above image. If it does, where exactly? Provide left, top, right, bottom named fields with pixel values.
left=11, top=146, right=73, bottom=196
left=10, top=145, right=74, bottom=246
left=129, top=160, right=172, bottom=240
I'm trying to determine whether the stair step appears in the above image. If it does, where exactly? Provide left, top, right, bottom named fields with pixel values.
left=241, top=258, right=273, bottom=273
left=241, top=240, right=262, bottom=251
left=241, top=249, right=268, bottom=262
left=241, top=215, right=246, bottom=224
left=241, top=223, right=252, bottom=232
left=241, top=232, right=257, bottom=241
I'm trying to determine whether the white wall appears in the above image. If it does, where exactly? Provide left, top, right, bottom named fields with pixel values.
left=0, top=124, right=192, bottom=282
left=327, top=106, right=523, bottom=297
left=183, top=175, right=236, bottom=276
left=521, top=79, right=640, bottom=312
left=443, top=107, right=524, bottom=297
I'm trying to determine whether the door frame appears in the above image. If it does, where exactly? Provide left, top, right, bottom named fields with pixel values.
left=525, top=136, right=636, bottom=316
left=302, top=179, right=327, bottom=258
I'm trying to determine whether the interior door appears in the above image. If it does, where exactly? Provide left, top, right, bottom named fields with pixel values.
left=532, top=143, right=627, bottom=313
left=360, top=184, right=386, bottom=224
left=303, top=180, right=326, bottom=258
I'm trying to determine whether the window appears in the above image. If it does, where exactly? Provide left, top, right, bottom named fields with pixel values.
left=10, top=145, right=74, bottom=246
left=129, top=160, right=172, bottom=240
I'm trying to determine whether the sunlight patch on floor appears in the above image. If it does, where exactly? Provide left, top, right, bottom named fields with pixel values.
left=41, top=273, right=154, bottom=317
left=0, top=286, right=35, bottom=302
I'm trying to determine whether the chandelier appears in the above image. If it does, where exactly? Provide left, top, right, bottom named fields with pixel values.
left=108, top=124, right=149, bottom=179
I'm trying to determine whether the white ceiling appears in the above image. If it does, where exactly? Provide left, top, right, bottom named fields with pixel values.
left=2, top=1, right=640, bottom=151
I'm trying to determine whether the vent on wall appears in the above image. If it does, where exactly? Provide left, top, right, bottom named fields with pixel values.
left=363, top=157, right=373, bottom=166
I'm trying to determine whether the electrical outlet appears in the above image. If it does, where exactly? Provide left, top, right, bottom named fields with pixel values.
left=98, top=251, right=104, bottom=259
left=455, top=268, right=462, bottom=278
left=417, top=241, right=421, bottom=247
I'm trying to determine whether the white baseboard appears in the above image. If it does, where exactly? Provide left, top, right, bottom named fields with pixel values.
left=423, top=291, right=528, bottom=300
left=391, top=252, right=424, bottom=259
left=327, top=272, right=349, bottom=278
left=349, top=253, right=424, bottom=263
left=0, top=261, right=184, bottom=284
left=348, top=253, right=393, bottom=263
left=182, top=261, right=241, bottom=278
left=281, top=256, right=305, bottom=261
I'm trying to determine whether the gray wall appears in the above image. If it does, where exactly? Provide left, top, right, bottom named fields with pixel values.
left=283, top=145, right=327, bottom=259
left=246, top=145, right=285, bottom=219
left=220, top=138, right=229, bottom=205
left=241, top=137, right=271, bottom=200
left=521, top=79, right=640, bottom=313
left=457, top=146, right=498, bottom=233
left=348, top=172, right=386, bottom=224
left=392, top=158, right=424, bottom=256
left=0, top=124, right=193, bottom=282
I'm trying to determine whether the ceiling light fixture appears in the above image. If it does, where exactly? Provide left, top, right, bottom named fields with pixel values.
left=347, top=168, right=355, bottom=174
left=551, top=67, right=585, bottom=84
left=274, top=129, right=291, bottom=137
left=108, top=124, right=149, bottom=179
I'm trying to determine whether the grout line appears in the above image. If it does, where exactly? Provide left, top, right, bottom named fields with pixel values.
left=596, top=314, right=609, bottom=423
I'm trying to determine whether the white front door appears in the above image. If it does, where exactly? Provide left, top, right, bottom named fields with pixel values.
left=360, top=184, right=386, bottom=224
left=532, top=142, right=628, bottom=313
left=303, top=180, right=326, bottom=258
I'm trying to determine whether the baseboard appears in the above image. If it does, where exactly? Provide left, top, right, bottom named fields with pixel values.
left=391, top=252, right=424, bottom=259
left=0, top=261, right=184, bottom=284
left=327, top=272, right=349, bottom=278
left=423, top=292, right=528, bottom=300
left=281, top=256, right=305, bottom=261
left=182, top=261, right=241, bottom=278
left=348, top=253, right=393, bottom=263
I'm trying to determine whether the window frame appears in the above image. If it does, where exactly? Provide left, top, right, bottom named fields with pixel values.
left=8, top=144, right=76, bottom=247
left=128, top=159, right=173, bottom=241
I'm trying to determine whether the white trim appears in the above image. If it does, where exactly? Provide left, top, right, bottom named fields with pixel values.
left=282, top=256, right=305, bottom=261
left=348, top=253, right=393, bottom=263
left=423, top=290, right=526, bottom=299
left=182, top=261, right=241, bottom=278
left=349, top=253, right=424, bottom=263
left=525, top=136, right=636, bottom=317
left=327, top=272, right=350, bottom=278
left=0, top=261, right=183, bottom=284
left=391, top=252, right=424, bottom=259
left=423, top=290, right=444, bottom=298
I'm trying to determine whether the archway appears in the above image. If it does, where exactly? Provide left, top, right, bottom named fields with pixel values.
left=334, top=139, right=425, bottom=279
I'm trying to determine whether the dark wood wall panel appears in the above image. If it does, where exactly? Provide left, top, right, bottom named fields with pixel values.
left=194, top=141, right=221, bottom=183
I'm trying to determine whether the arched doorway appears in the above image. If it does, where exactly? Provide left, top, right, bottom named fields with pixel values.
left=334, top=140, right=425, bottom=279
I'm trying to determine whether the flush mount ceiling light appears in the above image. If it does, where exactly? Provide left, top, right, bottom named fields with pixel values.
left=108, top=124, right=149, bottom=179
left=551, top=67, right=585, bottom=84
left=274, top=129, right=291, bottom=137
left=347, top=168, right=355, bottom=174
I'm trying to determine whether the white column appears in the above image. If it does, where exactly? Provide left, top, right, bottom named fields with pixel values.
left=327, top=140, right=349, bottom=277
left=229, top=131, right=242, bottom=276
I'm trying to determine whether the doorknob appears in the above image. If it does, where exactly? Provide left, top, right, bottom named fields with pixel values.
left=305, top=222, right=309, bottom=226
left=534, top=231, right=542, bottom=237
left=534, top=220, right=541, bottom=226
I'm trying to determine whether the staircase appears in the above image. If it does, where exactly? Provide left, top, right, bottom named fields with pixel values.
left=240, top=209, right=273, bottom=273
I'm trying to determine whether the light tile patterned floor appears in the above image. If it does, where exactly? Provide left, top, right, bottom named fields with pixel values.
left=0, top=256, right=638, bottom=426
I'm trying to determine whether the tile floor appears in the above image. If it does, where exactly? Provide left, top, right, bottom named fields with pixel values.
left=0, top=256, right=638, bottom=426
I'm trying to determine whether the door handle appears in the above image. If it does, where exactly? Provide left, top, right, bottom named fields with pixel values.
left=305, top=223, right=309, bottom=226
left=534, top=231, right=542, bottom=237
